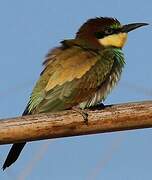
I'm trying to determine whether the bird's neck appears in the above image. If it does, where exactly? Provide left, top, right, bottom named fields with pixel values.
left=62, top=38, right=103, bottom=50
left=110, top=47, right=125, bottom=67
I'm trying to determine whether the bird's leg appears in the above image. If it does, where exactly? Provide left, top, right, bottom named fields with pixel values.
left=72, top=106, right=88, bottom=125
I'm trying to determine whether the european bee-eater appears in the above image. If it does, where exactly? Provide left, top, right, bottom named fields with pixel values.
left=2, top=17, right=148, bottom=170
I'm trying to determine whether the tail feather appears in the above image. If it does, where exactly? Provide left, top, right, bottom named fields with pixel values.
left=2, top=105, right=30, bottom=170
left=2, top=143, right=26, bottom=170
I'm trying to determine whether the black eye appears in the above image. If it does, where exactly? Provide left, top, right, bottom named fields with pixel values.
left=104, top=28, right=113, bottom=35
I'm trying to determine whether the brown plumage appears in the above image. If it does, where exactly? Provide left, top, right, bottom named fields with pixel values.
left=76, top=17, right=121, bottom=48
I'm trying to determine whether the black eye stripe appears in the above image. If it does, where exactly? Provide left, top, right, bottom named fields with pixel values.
left=104, top=27, right=121, bottom=35
left=94, top=32, right=105, bottom=39
left=95, top=28, right=120, bottom=39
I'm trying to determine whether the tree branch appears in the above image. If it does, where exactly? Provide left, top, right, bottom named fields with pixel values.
left=0, top=101, right=152, bottom=145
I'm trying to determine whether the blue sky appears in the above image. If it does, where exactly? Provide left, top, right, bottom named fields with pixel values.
left=0, top=0, right=151, bottom=180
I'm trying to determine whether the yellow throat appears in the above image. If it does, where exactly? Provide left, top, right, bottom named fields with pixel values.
left=99, top=32, right=128, bottom=48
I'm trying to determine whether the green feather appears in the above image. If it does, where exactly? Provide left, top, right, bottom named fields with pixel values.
left=26, top=42, right=125, bottom=114
left=80, top=48, right=125, bottom=108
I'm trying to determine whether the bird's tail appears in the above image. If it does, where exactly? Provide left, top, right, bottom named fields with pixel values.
left=2, top=105, right=30, bottom=170
left=2, top=142, right=26, bottom=170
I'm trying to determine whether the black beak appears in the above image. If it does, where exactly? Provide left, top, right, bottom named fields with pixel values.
left=121, top=23, right=149, bottom=33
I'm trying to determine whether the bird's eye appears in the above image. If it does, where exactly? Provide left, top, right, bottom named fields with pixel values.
left=94, top=28, right=114, bottom=39
left=104, top=28, right=113, bottom=35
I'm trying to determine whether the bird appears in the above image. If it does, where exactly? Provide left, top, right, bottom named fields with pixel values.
left=2, top=17, right=148, bottom=170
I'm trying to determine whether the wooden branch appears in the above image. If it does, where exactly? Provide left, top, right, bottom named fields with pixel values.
left=0, top=101, right=152, bottom=145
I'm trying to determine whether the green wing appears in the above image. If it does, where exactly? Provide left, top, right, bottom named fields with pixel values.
left=26, top=44, right=115, bottom=114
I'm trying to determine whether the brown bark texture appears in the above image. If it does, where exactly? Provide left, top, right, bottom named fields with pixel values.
left=0, top=101, right=152, bottom=145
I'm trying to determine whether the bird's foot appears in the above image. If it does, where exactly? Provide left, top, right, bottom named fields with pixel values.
left=72, top=107, right=88, bottom=125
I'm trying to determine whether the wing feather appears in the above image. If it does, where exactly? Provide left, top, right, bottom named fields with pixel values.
left=27, top=45, right=115, bottom=113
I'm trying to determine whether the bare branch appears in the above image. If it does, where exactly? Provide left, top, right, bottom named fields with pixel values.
left=0, top=101, right=152, bottom=145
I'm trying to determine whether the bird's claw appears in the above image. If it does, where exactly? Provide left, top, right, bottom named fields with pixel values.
left=81, top=110, right=88, bottom=125
left=72, top=107, right=88, bottom=125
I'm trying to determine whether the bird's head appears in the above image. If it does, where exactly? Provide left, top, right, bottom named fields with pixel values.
left=76, top=17, right=148, bottom=49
